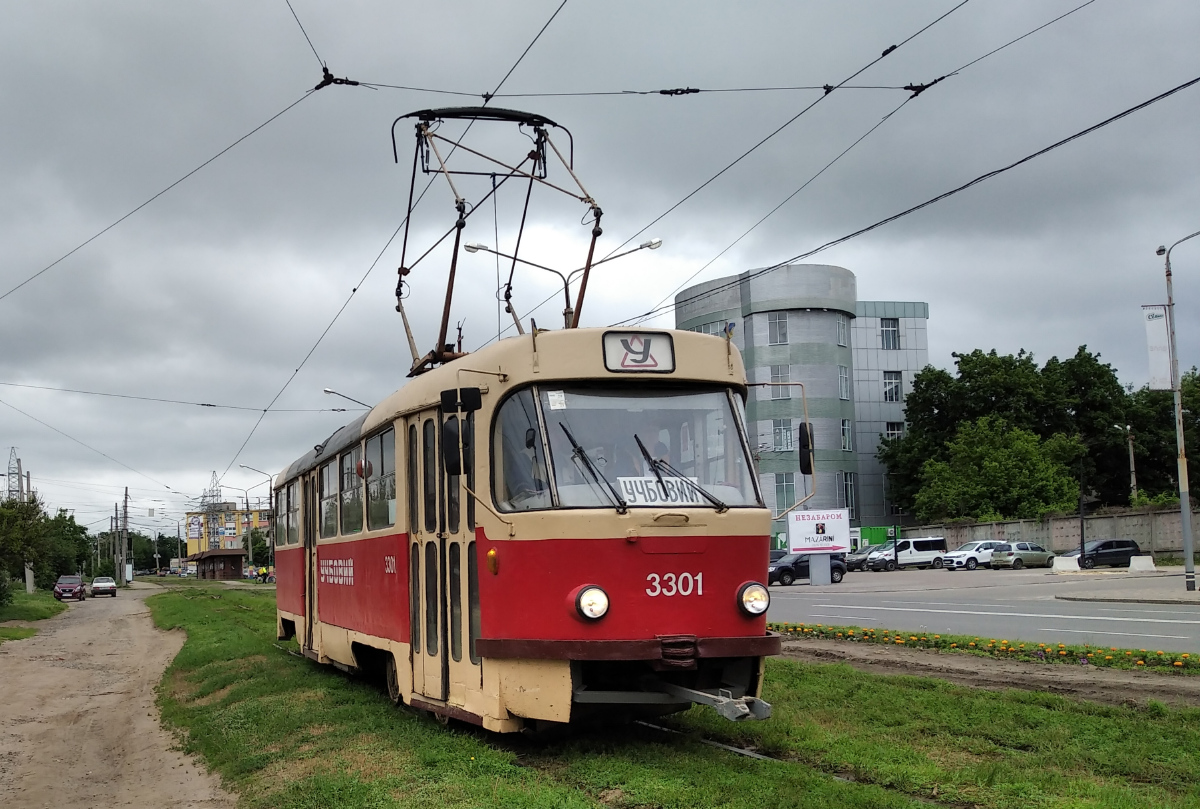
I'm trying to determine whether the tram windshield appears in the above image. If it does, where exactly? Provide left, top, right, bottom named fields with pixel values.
left=492, top=385, right=762, bottom=512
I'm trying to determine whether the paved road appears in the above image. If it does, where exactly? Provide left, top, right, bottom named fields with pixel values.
left=767, top=568, right=1200, bottom=652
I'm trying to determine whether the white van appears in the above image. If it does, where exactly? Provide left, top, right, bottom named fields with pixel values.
left=867, top=536, right=948, bottom=571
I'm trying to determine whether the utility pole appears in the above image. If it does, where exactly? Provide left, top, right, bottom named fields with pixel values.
left=18, top=457, right=34, bottom=594
left=114, top=506, right=123, bottom=584
left=1125, top=426, right=1138, bottom=501
left=123, top=488, right=130, bottom=582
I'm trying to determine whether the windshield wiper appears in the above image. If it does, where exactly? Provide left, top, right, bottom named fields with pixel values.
left=559, top=422, right=627, bottom=513
left=634, top=433, right=728, bottom=513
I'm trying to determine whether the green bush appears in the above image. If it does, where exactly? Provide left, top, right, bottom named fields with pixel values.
left=0, top=565, right=11, bottom=608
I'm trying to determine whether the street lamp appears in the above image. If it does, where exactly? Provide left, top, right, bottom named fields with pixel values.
left=323, top=388, right=371, bottom=408
left=1156, top=230, right=1199, bottom=591
left=464, top=239, right=662, bottom=328
left=239, top=464, right=276, bottom=569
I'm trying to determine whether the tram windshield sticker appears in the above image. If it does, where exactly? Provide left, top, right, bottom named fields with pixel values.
left=546, top=390, right=567, bottom=410
left=618, top=476, right=703, bottom=505
left=603, top=332, right=675, bottom=373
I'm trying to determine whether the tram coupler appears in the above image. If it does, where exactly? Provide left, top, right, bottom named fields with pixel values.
left=648, top=682, right=772, bottom=722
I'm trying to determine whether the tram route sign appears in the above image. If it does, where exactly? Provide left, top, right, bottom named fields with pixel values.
left=602, top=331, right=675, bottom=373
left=787, top=509, right=851, bottom=554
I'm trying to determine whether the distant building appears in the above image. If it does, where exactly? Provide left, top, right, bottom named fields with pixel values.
left=184, top=502, right=273, bottom=557
left=675, top=264, right=928, bottom=535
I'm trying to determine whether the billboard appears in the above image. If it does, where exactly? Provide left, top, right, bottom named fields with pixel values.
left=787, top=509, right=851, bottom=554
left=1142, top=305, right=1172, bottom=390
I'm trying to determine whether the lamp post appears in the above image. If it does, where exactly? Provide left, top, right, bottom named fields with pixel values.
left=1115, top=424, right=1137, bottom=502
left=464, top=239, right=662, bottom=328
left=323, top=388, right=371, bottom=408
left=239, top=464, right=276, bottom=569
left=1156, top=231, right=1199, bottom=591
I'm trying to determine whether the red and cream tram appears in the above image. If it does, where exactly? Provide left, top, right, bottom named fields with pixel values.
left=273, top=327, right=780, bottom=731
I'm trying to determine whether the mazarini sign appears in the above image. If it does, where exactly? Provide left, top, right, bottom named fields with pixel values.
left=788, top=509, right=851, bottom=553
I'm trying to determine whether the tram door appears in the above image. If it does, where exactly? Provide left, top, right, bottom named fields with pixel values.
left=303, top=474, right=318, bottom=652
left=441, top=410, right=481, bottom=698
left=408, top=411, right=445, bottom=700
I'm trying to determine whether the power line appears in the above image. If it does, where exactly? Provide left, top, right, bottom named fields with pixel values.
left=284, top=0, right=325, bottom=68
left=0, top=93, right=314, bottom=304
left=630, top=0, right=1099, bottom=324
left=358, top=81, right=913, bottom=98
left=215, top=0, right=572, bottom=480
left=0, top=397, right=175, bottom=491
left=613, top=73, right=1200, bottom=327
left=0, top=380, right=362, bottom=412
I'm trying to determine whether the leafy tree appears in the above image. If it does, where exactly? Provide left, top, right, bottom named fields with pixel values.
left=244, top=528, right=269, bottom=568
left=913, top=417, right=1082, bottom=523
left=0, top=498, right=92, bottom=587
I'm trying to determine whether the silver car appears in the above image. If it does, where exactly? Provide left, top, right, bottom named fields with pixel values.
left=990, top=542, right=1055, bottom=569
left=90, top=576, right=118, bottom=597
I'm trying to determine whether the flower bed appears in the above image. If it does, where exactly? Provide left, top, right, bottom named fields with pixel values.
left=770, top=621, right=1199, bottom=673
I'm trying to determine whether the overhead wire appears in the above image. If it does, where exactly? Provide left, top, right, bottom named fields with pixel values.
left=610, top=73, right=1200, bottom=327
left=0, top=380, right=362, bottom=412
left=627, top=0, right=1099, bottom=325
left=215, top=0, right=571, bottom=480
left=0, top=93, right=314, bottom=304
left=283, top=0, right=325, bottom=68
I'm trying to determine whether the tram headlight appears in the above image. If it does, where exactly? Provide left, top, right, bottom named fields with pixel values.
left=575, top=586, right=610, bottom=620
left=737, top=582, right=770, bottom=616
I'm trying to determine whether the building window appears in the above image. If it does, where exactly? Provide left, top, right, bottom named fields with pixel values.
left=836, top=471, right=857, bottom=519
left=837, top=315, right=848, bottom=347
left=885, top=421, right=904, bottom=440
left=881, top=318, right=900, bottom=350
left=838, top=365, right=850, bottom=400
left=775, top=472, right=795, bottom=512
left=883, top=371, right=902, bottom=403
left=768, top=312, right=788, bottom=345
left=841, top=419, right=853, bottom=451
left=772, top=419, right=792, bottom=451
left=770, top=365, right=790, bottom=400
left=692, top=321, right=723, bottom=335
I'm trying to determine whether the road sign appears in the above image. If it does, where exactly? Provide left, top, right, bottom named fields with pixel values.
left=787, top=509, right=851, bottom=553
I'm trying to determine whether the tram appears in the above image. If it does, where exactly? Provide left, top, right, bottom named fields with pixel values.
left=271, top=107, right=781, bottom=731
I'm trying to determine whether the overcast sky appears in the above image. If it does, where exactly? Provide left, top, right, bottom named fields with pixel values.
left=2, top=1, right=1198, bottom=534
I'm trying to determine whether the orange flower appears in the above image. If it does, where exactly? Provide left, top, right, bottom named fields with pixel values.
left=1174, top=661, right=1184, bottom=667
left=1137, top=660, right=1145, bottom=666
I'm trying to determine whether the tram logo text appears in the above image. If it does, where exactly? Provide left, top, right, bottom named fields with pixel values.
left=319, top=558, right=355, bottom=586
left=619, top=336, right=657, bottom=368
left=618, top=476, right=703, bottom=505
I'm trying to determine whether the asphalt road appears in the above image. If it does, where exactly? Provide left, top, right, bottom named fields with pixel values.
left=766, top=567, right=1200, bottom=653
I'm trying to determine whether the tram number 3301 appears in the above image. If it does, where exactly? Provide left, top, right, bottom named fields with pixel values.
left=645, top=572, right=703, bottom=597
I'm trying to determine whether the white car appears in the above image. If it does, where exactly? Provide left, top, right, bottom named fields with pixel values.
left=942, top=541, right=1002, bottom=571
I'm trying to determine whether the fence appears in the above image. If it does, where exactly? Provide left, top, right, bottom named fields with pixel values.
left=903, top=509, right=1200, bottom=558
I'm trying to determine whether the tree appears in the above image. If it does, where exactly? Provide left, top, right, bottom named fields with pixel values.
left=0, top=498, right=92, bottom=587
left=913, top=417, right=1082, bottom=523
left=244, top=528, right=269, bottom=568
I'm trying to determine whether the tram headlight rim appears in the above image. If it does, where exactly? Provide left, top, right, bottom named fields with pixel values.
left=737, top=581, right=770, bottom=616
left=575, top=585, right=610, bottom=621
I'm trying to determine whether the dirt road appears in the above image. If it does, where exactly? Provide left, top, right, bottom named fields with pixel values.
left=0, top=584, right=235, bottom=808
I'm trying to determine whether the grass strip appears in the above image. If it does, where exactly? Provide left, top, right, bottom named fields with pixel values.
left=0, top=589, right=69, bottom=622
left=148, top=586, right=923, bottom=808
left=677, top=657, right=1200, bottom=809
left=0, top=626, right=37, bottom=645
left=770, top=621, right=1200, bottom=673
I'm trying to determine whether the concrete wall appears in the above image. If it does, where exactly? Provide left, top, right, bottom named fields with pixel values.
left=904, top=510, right=1200, bottom=557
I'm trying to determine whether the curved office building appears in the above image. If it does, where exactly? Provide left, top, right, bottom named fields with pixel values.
left=675, top=264, right=928, bottom=537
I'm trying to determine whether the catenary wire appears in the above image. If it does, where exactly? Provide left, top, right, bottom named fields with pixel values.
left=0, top=381, right=362, bottom=412
left=0, top=92, right=314, bottom=304
left=284, top=0, right=325, bottom=68
left=0, top=397, right=175, bottom=492
left=216, top=0, right=571, bottom=480
left=357, top=82, right=914, bottom=97
left=628, top=0, right=1100, bottom=325
left=611, top=73, right=1200, bottom=327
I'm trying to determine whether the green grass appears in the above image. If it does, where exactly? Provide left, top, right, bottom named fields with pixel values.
left=0, top=626, right=37, bottom=645
left=771, top=621, right=1200, bottom=673
left=0, top=589, right=68, bottom=622
left=147, top=586, right=1200, bottom=809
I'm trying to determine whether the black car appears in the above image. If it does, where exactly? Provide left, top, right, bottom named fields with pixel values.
left=769, top=549, right=789, bottom=564
left=768, top=553, right=846, bottom=585
left=845, top=544, right=887, bottom=572
left=1061, top=538, right=1143, bottom=569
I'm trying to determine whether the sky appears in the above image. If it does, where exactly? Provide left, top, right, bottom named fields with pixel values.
left=1, top=1, right=1198, bottom=534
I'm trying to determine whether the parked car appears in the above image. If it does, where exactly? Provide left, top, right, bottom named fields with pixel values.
left=846, top=543, right=888, bottom=572
left=769, top=549, right=789, bottom=563
left=769, top=553, right=846, bottom=585
left=867, top=537, right=948, bottom=571
left=1060, top=539, right=1143, bottom=569
left=990, top=542, right=1055, bottom=569
left=90, top=576, right=118, bottom=597
left=53, top=575, right=86, bottom=601
left=942, top=541, right=1003, bottom=571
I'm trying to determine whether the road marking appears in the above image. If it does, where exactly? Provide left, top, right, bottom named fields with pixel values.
left=1037, top=628, right=1189, bottom=640
left=808, top=613, right=880, bottom=622
left=1091, top=606, right=1200, bottom=615
left=812, top=604, right=1200, bottom=626
left=879, top=600, right=1016, bottom=609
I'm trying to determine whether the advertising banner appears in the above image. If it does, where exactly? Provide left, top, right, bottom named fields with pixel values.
left=787, top=509, right=851, bottom=553
left=1142, top=305, right=1173, bottom=390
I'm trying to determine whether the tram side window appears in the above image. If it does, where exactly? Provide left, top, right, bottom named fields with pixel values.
left=445, top=416, right=460, bottom=534
left=275, top=490, right=286, bottom=547
left=408, top=425, right=419, bottom=534
left=492, top=389, right=551, bottom=512
left=286, top=481, right=300, bottom=545
left=366, top=427, right=396, bottom=530
left=422, top=419, right=437, bottom=533
left=318, top=460, right=338, bottom=538
left=340, top=446, right=363, bottom=534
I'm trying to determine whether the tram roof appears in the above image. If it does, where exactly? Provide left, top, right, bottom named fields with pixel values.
left=274, top=328, right=745, bottom=486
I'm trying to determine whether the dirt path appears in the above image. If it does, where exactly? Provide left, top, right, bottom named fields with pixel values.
left=781, top=638, right=1200, bottom=708
left=0, top=584, right=235, bottom=808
